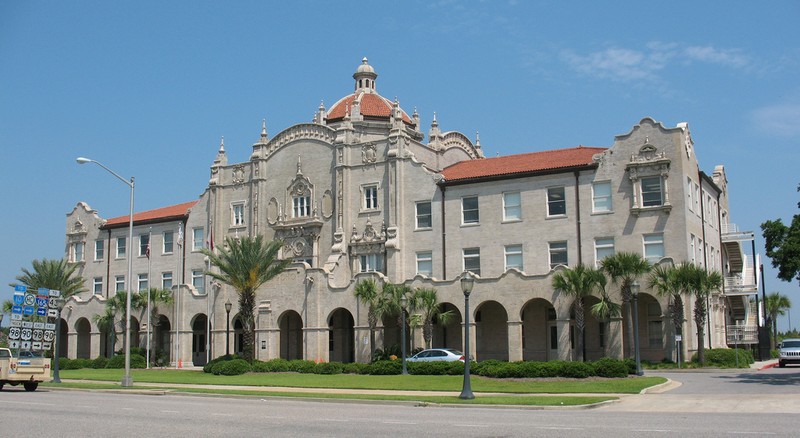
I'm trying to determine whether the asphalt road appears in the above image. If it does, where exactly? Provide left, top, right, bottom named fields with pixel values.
left=0, top=367, right=797, bottom=437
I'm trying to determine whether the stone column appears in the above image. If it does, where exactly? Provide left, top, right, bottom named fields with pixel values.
left=556, top=318, right=572, bottom=361
left=507, top=320, right=523, bottom=362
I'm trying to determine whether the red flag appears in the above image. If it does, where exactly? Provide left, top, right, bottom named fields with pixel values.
left=145, top=242, right=150, bottom=259
left=206, top=227, right=214, bottom=252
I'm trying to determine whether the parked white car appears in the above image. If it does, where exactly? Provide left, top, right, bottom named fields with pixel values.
left=406, top=348, right=467, bottom=363
left=778, top=338, right=800, bottom=368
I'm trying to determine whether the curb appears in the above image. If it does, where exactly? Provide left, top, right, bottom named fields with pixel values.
left=758, top=361, right=778, bottom=371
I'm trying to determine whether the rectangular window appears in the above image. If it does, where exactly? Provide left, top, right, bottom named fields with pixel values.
left=115, top=275, right=125, bottom=293
left=232, top=202, right=246, bottom=225
left=504, top=244, right=523, bottom=271
left=648, top=320, right=663, bottom=348
left=293, top=196, right=311, bottom=218
left=462, top=196, right=479, bottom=224
left=547, top=187, right=566, bottom=216
left=503, top=192, right=521, bottom=221
left=359, top=254, right=383, bottom=273
left=416, top=251, right=433, bottom=276
left=416, top=201, right=432, bottom=229
left=592, top=182, right=612, bottom=213
left=364, top=186, right=379, bottom=210
left=549, top=241, right=568, bottom=269
left=694, top=183, right=700, bottom=212
left=690, top=234, right=696, bottom=263
left=594, top=238, right=615, bottom=266
left=139, top=234, right=150, bottom=257
left=138, top=273, right=148, bottom=291
left=644, top=233, right=665, bottom=263
left=686, top=177, right=694, bottom=212
left=192, top=228, right=204, bottom=251
left=116, top=237, right=126, bottom=259
left=94, top=240, right=104, bottom=261
left=162, top=271, right=173, bottom=289
left=192, top=269, right=205, bottom=293
left=72, top=242, right=84, bottom=262
left=93, top=277, right=103, bottom=295
left=163, top=231, right=174, bottom=254
left=463, top=248, right=481, bottom=276
left=641, top=176, right=663, bottom=207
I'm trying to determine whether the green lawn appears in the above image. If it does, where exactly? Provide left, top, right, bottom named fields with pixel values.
left=55, top=368, right=665, bottom=394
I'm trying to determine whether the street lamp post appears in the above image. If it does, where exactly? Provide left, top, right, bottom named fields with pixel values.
left=459, top=271, right=475, bottom=400
left=77, top=157, right=135, bottom=387
left=225, top=299, right=232, bottom=356
left=400, top=294, right=408, bottom=375
left=631, top=280, right=643, bottom=376
left=51, top=296, right=66, bottom=383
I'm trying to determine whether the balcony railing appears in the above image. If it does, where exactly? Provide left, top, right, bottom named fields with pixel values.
left=727, top=325, right=758, bottom=345
left=724, top=272, right=758, bottom=295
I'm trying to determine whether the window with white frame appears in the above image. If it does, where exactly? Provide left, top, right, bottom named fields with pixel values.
left=71, top=242, right=84, bottom=262
left=549, top=241, right=568, bottom=269
left=163, top=231, right=174, bottom=254
left=462, top=196, right=479, bottom=224
left=504, top=244, right=523, bottom=271
left=547, top=187, right=566, bottom=216
left=93, top=277, right=103, bottom=295
left=192, top=228, right=204, bottom=251
left=641, top=176, right=663, bottom=207
left=694, top=183, right=700, bottom=212
left=690, top=234, right=696, bottom=264
left=192, top=269, right=205, bottom=293
left=115, top=275, right=125, bottom=293
left=416, top=251, right=433, bottom=276
left=592, top=182, right=612, bottom=213
left=162, top=271, right=173, bottom=289
left=138, top=273, right=148, bottom=291
left=594, top=238, right=614, bottom=266
left=94, top=240, right=104, bottom=261
left=116, top=237, right=126, bottom=258
left=463, top=248, right=481, bottom=276
left=232, top=202, right=246, bottom=226
left=364, top=185, right=379, bottom=210
left=686, top=177, right=694, bottom=212
left=416, top=201, right=432, bottom=229
left=503, top=192, right=521, bottom=221
left=292, top=195, right=311, bottom=218
left=359, top=253, right=383, bottom=273
left=643, top=233, right=665, bottom=263
left=139, top=234, right=150, bottom=257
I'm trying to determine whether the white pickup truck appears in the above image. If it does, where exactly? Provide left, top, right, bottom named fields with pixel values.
left=0, top=348, right=51, bottom=391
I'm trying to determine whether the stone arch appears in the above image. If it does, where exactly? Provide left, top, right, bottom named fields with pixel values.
left=521, top=298, right=556, bottom=361
left=75, top=317, right=92, bottom=359
left=233, top=315, right=244, bottom=356
left=431, top=302, right=461, bottom=351
left=278, top=310, right=303, bottom=360
left=638, top=292, right=665, bottom=362
left=190, top=313, right=209, bottom=366
left=582, top=295, right=605, bottom=360
left=153, top=314, right=171, bottom=366
left=130, top=316, right=140, bottom=349
left=475, top=300, right=508, bottom=361
left=57, top=318, right=69, bottom=358
left=328, top=308, right=354, bottom=363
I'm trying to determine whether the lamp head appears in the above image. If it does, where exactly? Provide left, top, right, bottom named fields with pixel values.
left=225, top=299, right=232, bottom=313
left=630, top=280, right=640, bottom=296
left=76, top=157, right=92, bottom=165
left=400, top=294, right=407, bottom=309
left=461, top=271, right=475, bottom=297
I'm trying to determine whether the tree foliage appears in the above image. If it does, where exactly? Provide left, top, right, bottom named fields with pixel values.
left=552, top=264, right=606, bottom=362
left=761, top=183, right=800, bottom=285
left=765, top=292, right=792, bottom=348
left=600, top=252, right=651, bottom=358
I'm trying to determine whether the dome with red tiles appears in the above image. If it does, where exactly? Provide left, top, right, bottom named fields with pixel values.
left=326, top=58, right=415, bottom=126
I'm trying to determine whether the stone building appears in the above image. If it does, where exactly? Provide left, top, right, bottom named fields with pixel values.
left=60, top=58, right=757, bottom=366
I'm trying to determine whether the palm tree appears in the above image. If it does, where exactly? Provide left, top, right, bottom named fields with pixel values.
left=202, top=236, right=290, bottom=362
left=650, top=263, right=689, bottom=363
left=12, top=258, right=85, bottom=298
left=600, top=252, right=651, bottom=358
left=552, top=264, right=606, bottom=361
left=136, top=287, right=173, bottom=363
left=410, top=287, right=455, bottom=350
left=765, top=292, right=792, bottom=349
left=91, top=290, right=144, bottom=355
left=679, top=264, right=722, bottom=364
left=353, top=279, right=381, bottom=358
left=590, top=289, right=622, bottom=358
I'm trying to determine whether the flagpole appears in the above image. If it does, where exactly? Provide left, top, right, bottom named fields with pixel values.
left=175, top=223, right=182, bottom=369
left=146, top=227, right=152, bottom=369
left=205, top=223, right=214, bottom=365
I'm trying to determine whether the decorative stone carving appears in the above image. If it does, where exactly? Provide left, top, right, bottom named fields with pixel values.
left=362, top=143, right=377, bottom=164
left=232, top=165, right=245, bottom=185
left=321, top=190, right=333, bottom=219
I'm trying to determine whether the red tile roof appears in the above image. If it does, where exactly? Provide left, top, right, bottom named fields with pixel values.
left=441, top=146, right=606, bottom=183
left=327, top=92, right=413, bottom=125
left=103, top=201, right=198, bottom=228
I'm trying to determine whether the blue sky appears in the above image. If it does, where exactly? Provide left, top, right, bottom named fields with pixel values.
left=2, top=1, right=798, bottom=331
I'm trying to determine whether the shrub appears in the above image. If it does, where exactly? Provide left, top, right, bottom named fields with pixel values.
left=287, top=360, right=317, bottom=373
left=211, top=358, right=251, bottom=376
left=342, top=362, right=369, bottom=374
left=692, top=348, right=754, bottom=367
left=559, top=361, right=593, bottom=378
left=315, top=361, right=344, bottom=375
left=91, top=356, right=109, bottom=369
left=591, top=358, right=629, bottom=378
left=367, top=360, right=401, bottom=375
left=106, top=354, right=146, bottom=369
left=407, top=360, right=463, bottom=376
left=517, top=360, right=559, bottom=378
left=204, top=354, right=237, bottom=373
